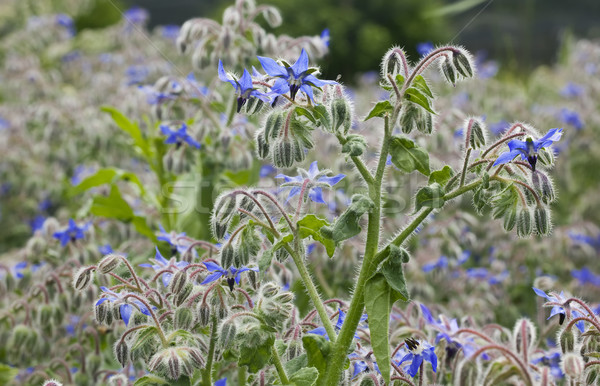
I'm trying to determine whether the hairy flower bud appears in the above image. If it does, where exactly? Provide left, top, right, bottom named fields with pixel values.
left=261, top=282, right=280, bottom=298
left=264, top=109, right=285, bottom=143
left=73, top=267, right=94, bottom=292
left=95, top=300, right=109, bottom=325
left=534, top=206, right=551, bottom=235
left=273, top=137, right=295, bottom=168
left=516, top=209, right=533, bottom=238
left=381, top=47, right=405, bottom=78
left=452, top=49, right=474, bottom=78
left=560, top=327, right=575, bottom=354
left=341, top=134, right=367, bottom=157
left=220, top=243, right=235, bottom=269
left=503, top=203, right=517, bottom=231
left=587, top=364, right=600, bottom=385
left=220, top=320, right=237, bottom=347
left=115, top=340, right=129, bottom=367
left=531, top=171, right=555, bottom=204
left=39, top=305, right=54, bottom=327
left=399, top=102, right=420, bottom=134
left=331, top=94, right=352, bottom=135
left=256, top=130, right=270, bottom=159
left=212, top=193, right=237, bottom=240
left=175, top=283, right=193, bottom=307
left=169, top=270, right=188, bottom=295
left=562, top=352, right=584, bottom=379
left=197, top=302, right=211, bottom=326
left=174, top=307, right=194, bottom=330
left=286, top=339, right=303, bottom=360
left=98, top=254, right=122, bottom=274
left=468, top=118, right=486, bottom=149
left=261, top=6, right=282, bottom=27
left=440, top=57, right=456, bottom=85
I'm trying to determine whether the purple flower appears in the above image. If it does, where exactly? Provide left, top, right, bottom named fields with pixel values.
left=214, top=379, right=227, bottom=386
left=160, top=123, right=201, bottom=149
left=488, top=120, right=510, bottom=136
left=533, top=287, right=585, bottom=332
left=138, top=85, right=177, bottom=105
left=125, top=65, right=149, bottom=85
left=308, top=308, right=367, bottom=340
left=218, top=61, right=270, bottom=112
left=123, top=6, right=149, bottom=25
left=571, top=267, right=600, bottom=287
left=96, top=287, right=152, bottom=326
left=257, top=49, right=336, bottom=102
left=532, top=351, right=563, bottom=379
left=201, top=262, right=258, bottom=291
left=560, top=83, right=583, bottom=98
left=422, top=256, right=448, bottom=273
left=139, top=247, right=189, bottom=287
left=55, top=14, right=75, bottom=36
left=53, top=219, right=91, bottom=246
left=397, top=338, right=437, bottom=377
left=259, top=164, right=277, bottom=178
left=276, top=161, right=345, bottom=204
left=350, top=347, right=380, bottom=378
left=320, top=28, right=330, bottom=47
left=558, top=108, right=584, bottom=130
left=416, top=42, right=435, bottom=57
left=493, top=128, right=563, bottom=171
left=98, top=244, right=114, bottom=255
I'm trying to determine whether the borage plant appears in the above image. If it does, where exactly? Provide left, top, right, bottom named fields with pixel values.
left=74, top=6, right=571, bottom=386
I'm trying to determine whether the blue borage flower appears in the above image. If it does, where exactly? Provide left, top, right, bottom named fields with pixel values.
left=558, top=108, right=584, bottom=130
left=308, top=308, right=368, bottom=340
left=53, top=219, right=91, bottom=246
left=416, top=41, right=435, bottom=57
left=214, top=378, right=227, bottom=386
left=532, top=351, right=564, bottom=379
left=571, top=267, right=600, bottom=287
left=533, top=287, right=585, bottom=332
left=201, top=261, right=258, bottom=291
left=276, top=161, right=345, bottom=204
left=493, top=128, right=563, bottom=171
left=160, top=123, right=201, bottom=149
left=396, top=338, right=438, bottom=377
left=350, top=347, right=380, bottom=378
left=96, top=286, right=152, bottom=326
left=218, top=61, right=270, bottom=112
left=139, top=247, right=189, bottom=287
left=123, top=6, right=149, bottom=25
left=420, top=304, right=489, bottom=359
left=422, top=256, right=448, bottom=272
left=156, top=224, right=194, bottom=255
left=257, top=48, right=336, bottom=102
left=560, top=82, right=584, bottom=98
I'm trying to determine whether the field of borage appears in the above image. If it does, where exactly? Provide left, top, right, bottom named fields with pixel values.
left=1, top=1, right=599, bottom=385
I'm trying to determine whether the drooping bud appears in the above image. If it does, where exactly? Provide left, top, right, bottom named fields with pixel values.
left=467, top=118, right=486, bottom=149
left=174, top=283, right=193, bottom=306
left=167, top=350, right=182, bottom=380
left=534, top=206, right=551, bottom=235
left=197, top=302, right=211, bottom=326
left=263, top=109, right=285, bottom=143
left=95, top=300, right=109, bottom=325
left=531, top=171, right=555, bottom=204
left=174, top=307, right=194, bottom=330
left=440, top=57, right=456, bottom=85
left=560, top=327, right=575, bottom=353
left=417, top=110, right=434, bottom=135
left=261, top=6, right=282, bottom=28
left=115, top=340, right=129, bottom=367
left=399, top=102, right=420, bottom=134
left=220, top=320, right=237, bottom=347
left=245, top=97, right=265, bottom=115
left=39, top=305, right=54, bottom=327
left=261, top=282, right=280, bottom=298
left=212, top=193, right=237, bottom=240
left=256, top=130, right=270, bottom=159
left=586, top=364, right=600, bottom=385
left=381, top=47, right=405, bottom=78
left=341, top=134, right=367, bottom=157
left=220, top=243, right=235, bottom=269
left=503, top=203, right=517, bottom=231
left=286, top=339, right=303, bottom=360
left=562, top=352, right=584, bottom=380
left=512, top=318, right=536, bottom=357
left=452, top=49, right=474, bottom=78
left=73, top=267, right=94, bottom=291
left=169, top=270, right=188, bottom=295
left=331, top=93, right=352, bottom=135
left=516, top=208, right=532, bottom=238
left=273, top=291, right=295, bottom=304
left=98, top=254, right=122, bottom=274
left=248, top=269, right=258, bottom=290
left=272, top=136, right=295, bottom=168
left=43, top=380, right=63, bottom=386
left=537, top=147, right=555, bottom=167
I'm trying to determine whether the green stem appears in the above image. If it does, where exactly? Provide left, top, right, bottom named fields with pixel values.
left=202, top=315, right=218, bottom=386
left=284, top=243, right=337, bottom=341
left=459, top=148, right=472, bottom=188
left=238, top=365, right=247, bottom=386
left=271, top=342, right=290, bottom=384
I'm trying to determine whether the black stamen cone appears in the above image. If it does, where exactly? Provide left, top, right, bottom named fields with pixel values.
left=289, top=84, right=300, bottom=101
left=405, top=337, right=419, bottom=351
left=237, top=97, right=247, bottom=113
left=559, top=312, right=565, bottom=325
left=227, top=277, right=235, bottom=292
left=528, top=155, right=537, bottom=171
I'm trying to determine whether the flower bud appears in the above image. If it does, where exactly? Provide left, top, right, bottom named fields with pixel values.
left=512, top=318, right=536, bottom=357
left=562, top=352, right=584, bottom=379
left=586, top=364, right=600, bottom=385
left=560, top=327, right=575, bottom=353
left=262, top=6, right=282, bottom=27
left=534, top=206, right=551, bottom=235
left=73, top=267, right=94, bottom=292
left=417, top=110, right=434, bottom=135
left=212, top=194, right=237, bottom=240
left=87, top=354, right=102, bottom=375
left=537, top=147, right=555, bottom=166
left=256, top=130, right=270, bottom=159
left=452, top=49, right=474, bottom=78
left=341, top=134, right=367, bottom=157
left=399, top=102, right=420, bottom=134
left=167, top=352, right=181, bottom=380
left=440, top=57, right=456, bottom=85
left=381, top=47, right=405, bottom=78
left=220, top=320, right=237, bottom=347
left=43, top=380, right=63, bottom=386
left=292, top=138, right=306, bottom=164
left=95, top=301, right=109, bottom=325
left=174, top=307, right=194, bottom=330
left=175, top=283, right=193, bottom=307
left=245, top=97, right=265, bottom=115
left=274, top=291, right=294, bottom=304
left=359, top=376, right=376, bottom=386
left=11, top=324, right=31, bottom=348
left=275, top=248, right=290, bottom=262
left=516, top=209, right=532, bottom=238
left=532, top=171, right=555, bottom=204
left=264, top=109, right=285, bottom=143
left=169, top=270, right=188, bottom=295
left=220, top=243, right=235, bottom=269
left=197, top=302, right=211, bottom=326
left=468, top=118, right=486, bottom=149
left=115, top=340, right=129, bottom=367
left=286, top=339, right=303, bottom=360
left=247, top=269, right=258, bottom=290
left=261, top=282, right=280, bottom=298
left=98, top=254, right=122, bottom=274
left=331, top=94, right=352, bottom=135
left=272, top=137, right=295, bottom=168
left=503, top=204, right=517, bottom=231
left=39, top=305, right=54, bottom=327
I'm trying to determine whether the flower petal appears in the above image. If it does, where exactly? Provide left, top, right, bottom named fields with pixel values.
left=203, top=261, right=224, bottom=272
left=308, top=161, right=320, bottom=178
left=201, top=271, right=225, bottom=285
left=290, top=49, right=309, bottom=77
left=120, top=304, right=132, bottom=326
left=309, top=187, right=326, bottom=204
left=493, top=149, right=521, bottom=166
left=238, top=69, right=253, bottom=93
left=318, top=174, right=345, bottom=186
left=257, top=56, right=288, bottom=77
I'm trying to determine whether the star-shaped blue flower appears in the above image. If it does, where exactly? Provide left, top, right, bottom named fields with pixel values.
left=397, top=338, right=438, bottom=378
left=308, top=308, right=367, bottom=339
left=201, top=261, right=258, bottom=291
left=492, top=128, right=563, bottom=171
left=160, top=123, right=201, bottom=149
left=96, top=287, right=152, bottom=326
left=571, top=267, right=600, bottom=287
left=53, top=219, right=91, bottom=246
left=218, top=61, right=270, bottom=112
left=276, top=161, right=345, bottom=204
left=533, top=287, right=585, bottom=332
left=139, top=247, right=189, bottom=287
left=257, top=49, right=336, bottom=102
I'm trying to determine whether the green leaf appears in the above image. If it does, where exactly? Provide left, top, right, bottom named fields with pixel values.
left=238, top=332, right=275, bottom=373
left=302, top=334, right=331, bottom=381
left=224, top=169, right=253, bottom=186
left=429, top=165, right=455, bottom=186
left=389, top=136, right=430, bottom=176
left=258, top=249, right=274, bottom=279
left=311, top=105, right=331, bottom=130
left=70, top=167, right=146, bottom=197
left=364, top=101, right=393, bottom=121
left=272, top=234, right=293, bottom=252
left=320, top=194, right=374, bottom=243
left=91, top=184, right=134, bottom=220
left=134, top=374, right=171, bottom=385
left=381, top=247, right=410, bottom=301
left=395, top=74, right=405, bottom=88
left=412, top=75, right=434, bottom=98
left=101, top=106, right=150, bottom=158
left=289, top=367, right=319, bottom=386
left=132, top=216, right=157, bottom=242
left=404, top=87, right=436, bottom=114
left=284, top=353, right=308, bottom=377
left=130, top=326, right=158, bottom=352
left=415, top=183, right=445, bottom=212
left=364, top=273, right=402, bottom=385
left=297, top=215, right=335, bottom=257
left=294, top=106, right=317, bottom=124
left=0, top=364, right=18, bottom=384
